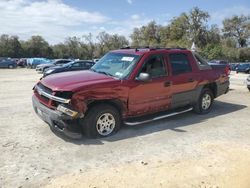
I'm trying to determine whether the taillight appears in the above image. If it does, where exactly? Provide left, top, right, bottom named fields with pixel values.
left=225, top=66, right=230, bottom=76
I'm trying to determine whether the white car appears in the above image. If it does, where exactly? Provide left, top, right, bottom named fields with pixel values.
left=247, top=75, right=250, bottom=91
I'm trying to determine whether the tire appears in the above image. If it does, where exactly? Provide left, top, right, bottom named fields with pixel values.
left=194, top=88, right=214, bottom=114
left=248, top=87, right=250, bottom=92
left=81, top=104, right=121, bottom=138
left=8, top=65, right=14, bottom=69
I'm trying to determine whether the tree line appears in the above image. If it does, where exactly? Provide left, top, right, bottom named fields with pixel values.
left=0, top=32, right=129, bottom=60
left=0, top=7, right=249, bottom=62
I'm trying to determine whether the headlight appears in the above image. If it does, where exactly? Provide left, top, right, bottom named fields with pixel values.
left=57, top=105, right=78, bottom=117
left=45, top=69, right=54, bottom=74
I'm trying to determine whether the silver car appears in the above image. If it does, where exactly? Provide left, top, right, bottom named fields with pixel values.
left=36, top=59, right=72, bottom=73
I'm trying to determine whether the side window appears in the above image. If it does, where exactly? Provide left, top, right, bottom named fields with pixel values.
left=80, top=62, right=89, bottom=67
left=169, top=53, right=192, bottom=75
left=71, top=63, right=80, bottom=67
left=84, top=62, right=93, bottom=67
left=140, top=55, right=167, bottom=78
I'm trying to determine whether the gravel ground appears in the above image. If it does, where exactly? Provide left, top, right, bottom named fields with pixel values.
left=0, top=69, right=250, bottom=188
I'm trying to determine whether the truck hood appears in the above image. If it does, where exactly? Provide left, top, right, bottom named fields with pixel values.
left=41, top=70, right=117, bottom=91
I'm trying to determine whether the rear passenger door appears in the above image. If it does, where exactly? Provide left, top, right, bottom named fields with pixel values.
left=167, top=52, right=198, bottom=108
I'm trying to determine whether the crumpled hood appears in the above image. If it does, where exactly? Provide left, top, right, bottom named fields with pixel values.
left=41, top=70, right=117, bottom=91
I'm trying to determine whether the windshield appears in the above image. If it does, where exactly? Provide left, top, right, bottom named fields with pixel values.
left=62, top=61, right=74, bottom=67
left=90, top=52, right=141, bottom=79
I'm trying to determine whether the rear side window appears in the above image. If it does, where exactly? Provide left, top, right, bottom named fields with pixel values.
left=169, top=53, right=192, bottom=75
left=80, top=62, right=92, bottom=67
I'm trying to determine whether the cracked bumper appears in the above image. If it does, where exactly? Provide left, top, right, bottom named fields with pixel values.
left=32, top=95, right=82, bottom=139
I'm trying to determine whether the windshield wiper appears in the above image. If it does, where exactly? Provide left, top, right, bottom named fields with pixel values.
left=96, top=70, right=114, bottom=77
left=90, top=68, right=96, bottom=72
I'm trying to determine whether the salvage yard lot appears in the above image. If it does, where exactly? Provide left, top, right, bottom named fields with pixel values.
left=0, top=69, right=250, bottom=188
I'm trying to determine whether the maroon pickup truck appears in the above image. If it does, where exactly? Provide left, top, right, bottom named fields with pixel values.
left=32, top=47, right=230, bottom=139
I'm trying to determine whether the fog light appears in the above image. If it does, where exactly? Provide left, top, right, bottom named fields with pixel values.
left=57, top=105, right=78, bottom=117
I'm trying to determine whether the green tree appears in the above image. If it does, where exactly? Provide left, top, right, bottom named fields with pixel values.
left=187, top=7, right=210, bottom=48
left=222, top=15, right=250, bottom=47
left=24, top=36, right=51, bottom=57
left=162, top=13, right=190, bottom=47
left=0, top=35, right=23, bottom=58
left=130, top=21, right=162, bottom=46
left=96, top=32, right=129, bottom=57
left=238, top=48, right=250, bottom=61
left=201, top=44, right=223, bottom=60
left=82, top=33, right=96, bottom=59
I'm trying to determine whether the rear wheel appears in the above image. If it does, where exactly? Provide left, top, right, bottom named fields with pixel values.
left=194, top=88, right=214, bottom=114
left=81, top=104, right=121, bottom=138
left=8, top=65, right=14, bottom=69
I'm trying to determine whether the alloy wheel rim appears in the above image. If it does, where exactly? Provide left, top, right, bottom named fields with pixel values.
left=96, top=113, right=115, bottom=136
left=202, top=93, right=211, bottom=110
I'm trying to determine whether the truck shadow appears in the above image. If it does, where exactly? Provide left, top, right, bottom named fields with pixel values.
left=59, top=100, right=247, bottom=145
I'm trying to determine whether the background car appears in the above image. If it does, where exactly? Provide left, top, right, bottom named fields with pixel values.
left=230, top=63, right=239, bottom=71
left=26, top=58, right=52, bottom=69
left=236, top=63, right=250, bottom=74
left=209, top=60, right=229, bottom=65
left=36, top=59, right=72, bottom=73
left=43, top=60, right=95, bottom=77
left=17, top=58, right=27, bottom=67
left=0, top=58, right=17, bottom=69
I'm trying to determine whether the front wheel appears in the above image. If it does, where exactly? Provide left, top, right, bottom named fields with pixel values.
left=81, top=104, right=121, bottom=138
left=8, top=65, right=14, bottom=69
left=194, top=88, right=214, bottom=114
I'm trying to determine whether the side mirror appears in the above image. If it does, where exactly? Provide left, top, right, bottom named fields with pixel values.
left=136, top=73, right=150, bottom=82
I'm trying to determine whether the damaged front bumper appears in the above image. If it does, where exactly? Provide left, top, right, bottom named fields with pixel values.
left=32, top=95, right=82, bottom=139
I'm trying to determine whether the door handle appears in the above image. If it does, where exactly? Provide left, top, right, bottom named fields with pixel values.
left=164, top=81, right=171, bottom=87
left=188, top=78, right=194, bottom=83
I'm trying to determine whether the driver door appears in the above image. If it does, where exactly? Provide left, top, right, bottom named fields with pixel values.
left=128, top=54, right=171, bottom=116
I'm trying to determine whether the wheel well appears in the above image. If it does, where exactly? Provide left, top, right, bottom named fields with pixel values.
left=86, top=99, right=123, bottom=115
left=203, top=83, right=217, bottom=98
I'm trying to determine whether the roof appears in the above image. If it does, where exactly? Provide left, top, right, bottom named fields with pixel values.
left=111, top=47, right=189, bottom=55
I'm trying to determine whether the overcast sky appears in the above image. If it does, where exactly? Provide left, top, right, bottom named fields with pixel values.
left=0, top=0, right=249, bottom=44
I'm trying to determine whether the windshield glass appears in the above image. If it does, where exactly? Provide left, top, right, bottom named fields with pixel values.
left=90, top=52, right=141, bottom=79
left=62, top=61, right=74, bottom=67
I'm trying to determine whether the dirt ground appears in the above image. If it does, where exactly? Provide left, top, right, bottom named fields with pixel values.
left=0, top=69, right=250, bottom=188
